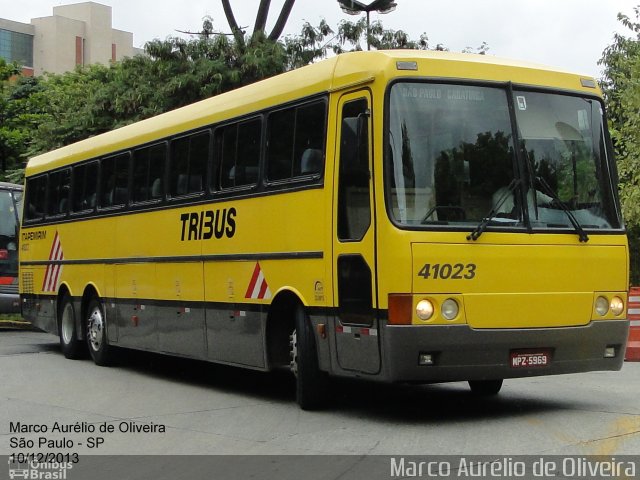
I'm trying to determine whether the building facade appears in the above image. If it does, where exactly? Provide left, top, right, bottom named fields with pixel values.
left=0, top=19, right=35, bottom=76
left=0, top=2, right=141, bottom=76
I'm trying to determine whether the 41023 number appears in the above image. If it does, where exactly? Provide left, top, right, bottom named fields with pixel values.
left=417, top=263, right=477, bottom=280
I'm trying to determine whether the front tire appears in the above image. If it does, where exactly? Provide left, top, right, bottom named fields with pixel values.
left=58, top=292, right=85, bottom=359
left=86, top=296, right=114, bottom=366
left=290, top=304, right=328, bottom=410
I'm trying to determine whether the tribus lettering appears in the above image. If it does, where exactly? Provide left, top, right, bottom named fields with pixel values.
left=180, top=208, right=236, bottom=241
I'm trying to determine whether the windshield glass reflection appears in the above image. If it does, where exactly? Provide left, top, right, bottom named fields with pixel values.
left=386, top=82, right=620, bottom=231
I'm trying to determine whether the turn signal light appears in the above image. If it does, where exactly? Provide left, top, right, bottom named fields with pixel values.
left=388, top=294, right=413, bottom=325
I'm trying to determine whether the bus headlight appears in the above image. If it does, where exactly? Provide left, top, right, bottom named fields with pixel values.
left=610, top=297, right=624, bottom=316
left=441, top=299, right=459, bottom=320
left=416, top=300, right=434, bottom=321
left=595, top=296, right=609, bottom=316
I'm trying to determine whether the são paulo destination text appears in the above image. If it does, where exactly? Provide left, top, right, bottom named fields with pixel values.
left=10, top=421, right=166, bottom=434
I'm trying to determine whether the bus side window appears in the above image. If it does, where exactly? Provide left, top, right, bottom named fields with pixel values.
left=267, top=108, right=295, bottom=181
left=72, top=161, right=98, bottom=213
left=170, top=131, right=209, bottom=198
left=266, top=101, right=326, bottom=182
left=294, top=101, right=326, bottom=177
left=25, top=176, right=47, bottom=221
left=219, top=119, right=261, bottom=189
left=46, top=168, right=71, bottom=218
left=217, top=125, right=237, bottom=190
left=134, top=143, right=166, bottom=203
left=236, top=119, right=261, bottom=187
left=100, top=153, right=130, bottom=209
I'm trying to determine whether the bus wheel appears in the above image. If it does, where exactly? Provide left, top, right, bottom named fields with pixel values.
left=58, top=292, right=85, bottom=359
left=86, top=296, right=113, bottom=366
left=290, top=304, right=328, bottom=410
left=468, top=379, right=503, bottom=396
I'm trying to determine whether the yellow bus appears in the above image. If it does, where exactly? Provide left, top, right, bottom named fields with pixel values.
left=20, top=51, right=630, bottom=409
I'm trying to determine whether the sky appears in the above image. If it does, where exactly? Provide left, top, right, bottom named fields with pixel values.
left=1, top=0, right=638, bottom=78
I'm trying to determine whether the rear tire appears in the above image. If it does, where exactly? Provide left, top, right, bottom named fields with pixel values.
left=468, top=379, right=503, bottom=396
left=58, top=292, right=85, bottom=359
left=290, top=304, right=328, bottom=410
left=86, top=296, right=114, bottom=366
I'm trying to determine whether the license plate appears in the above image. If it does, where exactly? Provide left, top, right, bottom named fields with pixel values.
left=510, top=350, right=551, bottom=368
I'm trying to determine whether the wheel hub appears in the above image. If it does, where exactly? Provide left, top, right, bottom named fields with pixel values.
left=88, top=307, right=103, bottom=351
left=289, top=329, right=298, bottom=377
left=61, top=303, right=74, bottom=345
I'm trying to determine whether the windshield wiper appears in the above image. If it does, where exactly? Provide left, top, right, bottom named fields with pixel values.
left=536, top=176, right=589, bottom=243
left=467, top=178, right=520, bottom=241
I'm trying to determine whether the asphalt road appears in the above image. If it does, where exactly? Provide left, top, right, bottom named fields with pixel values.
left=1, top=329, right=638, bottom=479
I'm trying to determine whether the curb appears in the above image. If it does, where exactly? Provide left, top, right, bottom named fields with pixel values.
left=0, top=320, right=36, bottom=331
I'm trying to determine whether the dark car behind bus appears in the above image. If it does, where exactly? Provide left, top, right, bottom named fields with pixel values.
left=0, top=182, right=23, bottom=313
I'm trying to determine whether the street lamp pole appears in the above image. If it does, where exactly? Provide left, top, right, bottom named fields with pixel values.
left=337, top=0, right=397, bottom=51
left=365, top=10, right=371, bottom=50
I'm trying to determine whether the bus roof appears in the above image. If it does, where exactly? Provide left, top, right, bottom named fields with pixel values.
left=26, top=50, right=600, bottom=176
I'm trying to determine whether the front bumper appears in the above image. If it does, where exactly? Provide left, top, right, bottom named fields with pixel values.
left=382, top=320, right=629, bottom=383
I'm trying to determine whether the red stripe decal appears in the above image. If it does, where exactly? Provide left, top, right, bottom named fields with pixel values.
left=245, top=262, right=261, bottom=299
left=42, top=232, right=64, bottom=292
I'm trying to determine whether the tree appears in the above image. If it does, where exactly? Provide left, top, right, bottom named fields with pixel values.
left=0, top=59, right=20, bottom=82
left=0, top=12, right=482, bottom=183
left=285, top=18, right=430, bottom=68
left=0, top=60, right=20, bottom=175
left=0, top=65, right=49, bottom=181
left=221, top=0, right=296, bottom=42
left=283, top=17, right=487, bottom=68
left=600, top=6, right=640, bottom=282
left=6, top=26, right=289, bottom=165
left=600, top=6, right=640, bottom=223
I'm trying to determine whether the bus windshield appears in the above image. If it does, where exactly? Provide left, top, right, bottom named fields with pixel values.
left=0, top=189, right=19, bottom=277
left=386, top=82, right=621, bottom=231
left=513, top=90, right=618, bottom=230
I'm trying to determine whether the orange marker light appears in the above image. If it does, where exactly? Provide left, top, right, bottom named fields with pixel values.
left=388, top=294, right=413, bottom=325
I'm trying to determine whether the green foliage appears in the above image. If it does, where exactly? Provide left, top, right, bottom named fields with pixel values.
left=0, top=59, right=20, bottom=81
left=337, top=18, right=431, bottom=52
left=0, top=74, right=48, bottom=180
left=284, top=20, right=335, bottom=69
left=0, top=15, right=481, bottom=183
left=600, top=6, right=640, bottom=283
left=629, top=226, right=640, bottom=284
left=0, top=30, right=290, bottom=182
left=284, top=17, right=466, bottom=67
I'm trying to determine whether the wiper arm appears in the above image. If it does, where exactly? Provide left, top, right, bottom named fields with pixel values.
left=536, top=176, right=589, bottom=243
left=467, top=178, right=520, bottom=241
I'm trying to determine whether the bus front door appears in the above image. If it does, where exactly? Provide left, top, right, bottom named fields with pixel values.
left=333, top=92, right=381, bottom=375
